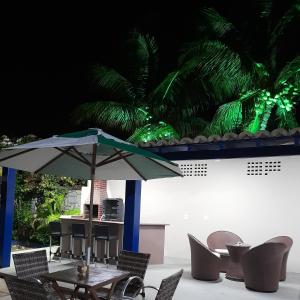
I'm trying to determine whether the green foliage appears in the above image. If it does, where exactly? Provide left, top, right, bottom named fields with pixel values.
left=205, top=100, right=242, bottom=135
left=91, top=65, right=135, bottom=102
left=14, top=172, right=83, bottom=245
left=197, top=2, right=300, bottom=135
left=73, top=101, right=147, bottom=132
left=73, top=31, right=196, bottom=142
left=63, top=208, right=81, bottom=216
left=128, top=122, right=180, bottom=142
left=73, top=1, right=300, bottom=140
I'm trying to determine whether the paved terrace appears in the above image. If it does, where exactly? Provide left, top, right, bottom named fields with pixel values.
left=0, top=249, right=299, bottom=299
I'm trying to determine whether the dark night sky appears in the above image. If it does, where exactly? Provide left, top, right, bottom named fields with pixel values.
left=0, top=1, right=298, bottom=138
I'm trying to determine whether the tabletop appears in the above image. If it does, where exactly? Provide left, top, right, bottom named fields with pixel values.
left=43, top=266, right=130, bottom=289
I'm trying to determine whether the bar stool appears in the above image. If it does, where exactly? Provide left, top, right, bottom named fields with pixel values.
left=92, top=225, right=119, bottom=265
left=71, top=223, right=87, bottom=259
left=48, top=221, right=70, bottom=262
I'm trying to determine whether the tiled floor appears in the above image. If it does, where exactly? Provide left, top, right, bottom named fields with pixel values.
left=0, top=251, right=299, bottom=299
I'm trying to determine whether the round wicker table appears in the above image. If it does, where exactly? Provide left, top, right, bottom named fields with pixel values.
left=225, top=243, right=251, bottom=281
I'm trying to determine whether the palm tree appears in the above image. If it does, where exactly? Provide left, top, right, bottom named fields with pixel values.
left=73, top=30, right=204, bottom=142
left=178, top=1, right=300, bottom=135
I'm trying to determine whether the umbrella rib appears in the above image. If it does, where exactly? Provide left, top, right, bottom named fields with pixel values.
left=95, top=149, right=125, bottom=167
left=113, top=148, right=147, bottom=181
left=0, top=148, right=37, bottom=163
left=55, top=147, right=91, bottom=166
left=71, top=147, right=92, bottom=166
left=145, top=157, right=183, bottom=177
left=96, top=153, right=134, bottom=168
left=34, top=147, right=72, bottom=174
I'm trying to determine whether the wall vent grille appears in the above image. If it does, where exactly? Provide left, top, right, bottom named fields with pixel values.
left=179, top=162, right=208, bottom=177
left=247, top=160, right=282, bottom=176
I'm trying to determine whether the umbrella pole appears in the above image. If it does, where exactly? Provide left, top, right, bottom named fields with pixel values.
left=87, top=144, right=97, bottom=266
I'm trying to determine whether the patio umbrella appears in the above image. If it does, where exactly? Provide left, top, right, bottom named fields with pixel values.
left=0, top=128, right=182, bottom=264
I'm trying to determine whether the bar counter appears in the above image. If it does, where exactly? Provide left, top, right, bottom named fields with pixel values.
left=60, top=216, right=168, bottom=264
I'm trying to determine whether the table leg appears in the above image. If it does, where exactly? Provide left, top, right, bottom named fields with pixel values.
left=107, top=282, right=117, bottom=300
left=90, top=288, right=100, bottom=300
left=51, top=280, right=67, bottom=300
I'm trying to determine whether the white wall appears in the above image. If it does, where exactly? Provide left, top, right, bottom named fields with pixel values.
left=108, top=155, right=300, bottom=272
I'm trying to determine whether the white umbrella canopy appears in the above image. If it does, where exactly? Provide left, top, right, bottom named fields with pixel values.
left=0, top=128, right=182, bottom=264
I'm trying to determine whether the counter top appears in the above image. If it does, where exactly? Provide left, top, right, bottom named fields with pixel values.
left=60, top=215, right=169, bottom=226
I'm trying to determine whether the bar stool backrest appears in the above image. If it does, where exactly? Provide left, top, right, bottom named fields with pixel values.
left=49, top=221, right=61, bottom=235
left=13, top=250, right=49, bottom=280
left=93, top=225, right=110, bottom=239
left=72, top=223, right=86, bottom=238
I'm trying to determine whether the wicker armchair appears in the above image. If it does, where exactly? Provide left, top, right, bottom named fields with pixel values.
left=264, top=236, right=293, bottom=281
left=4, top=275, right=61, bottom=300
left=188, top=234, right=220, bottom=281
left=97, top=250, right=150, bottom=299
left=242, top=243, right=286, bottom=292
left=121, top=269, right=183, bottom=300
left=207, top=231, right=243, bottom=272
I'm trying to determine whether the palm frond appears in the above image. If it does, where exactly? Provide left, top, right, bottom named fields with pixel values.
left=200, top=7, right=234, bottom=37
left=275, top=104, right=299, bottom=129
left=204, top=100, right=242, bottom=136
left=72, top=101, right=147, bottom=132
left=269, top=2, right=300, bottom=68
left=91, top=65, right=136, bottom=102
left=179, top=40, right=253, bottom=100
left=270, top=1, right=300, bottom=46
left=150, top=71, right=182, bottom=106
left=123, top=31, right=159, bottom=100
left=127, top=122, right=180, bottom=143
left=253, top=62, right=270, bottom=80
left=275, top=56, right=300, bottom=89
left=173, top=116, right=208, bottom=138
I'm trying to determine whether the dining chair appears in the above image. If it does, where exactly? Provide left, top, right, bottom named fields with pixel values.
left=96, top=250, right=151, bottom=299
left=4, top=275, right=61, bottom=300
left=121, top=269, right=183, bottom=300
left=13, top=249, right=49, bottom=282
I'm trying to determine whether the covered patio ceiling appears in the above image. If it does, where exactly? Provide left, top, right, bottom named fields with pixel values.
left=139, top=128, right=300, bottom=160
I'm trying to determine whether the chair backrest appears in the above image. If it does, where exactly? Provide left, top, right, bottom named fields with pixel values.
left=13, top=250, right=49, bottom=280
left=265, top=236, right=293, bottom=253
left=264, top=236, right=293, bottom=281
left=93, top=224, right=109, bottom=239
left=5, top=275, right=49, bottom=300
left=72, top=223, right=86, bottom=237
left=207, top=231, right=243, bottom=250
left=49, top=221, right=61, bottom=235
left=187, top=234, right=220, bottom=281
left=188, top=234, right=219, bottom=258
left=242, top=243, right=286, bottom=292
left=155, top=269, right=183, bottom=300
left=117, top=250, right=150, bottom=279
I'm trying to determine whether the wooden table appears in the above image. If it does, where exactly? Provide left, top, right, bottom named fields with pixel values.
left=43, top=266, right=130, bottom=300
left=225, top=243, right=251, bottom=281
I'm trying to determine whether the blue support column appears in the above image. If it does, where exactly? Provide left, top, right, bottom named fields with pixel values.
left=0, top=168, right=16, bottom=268
left=123, top=180, right=141, bottom=252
